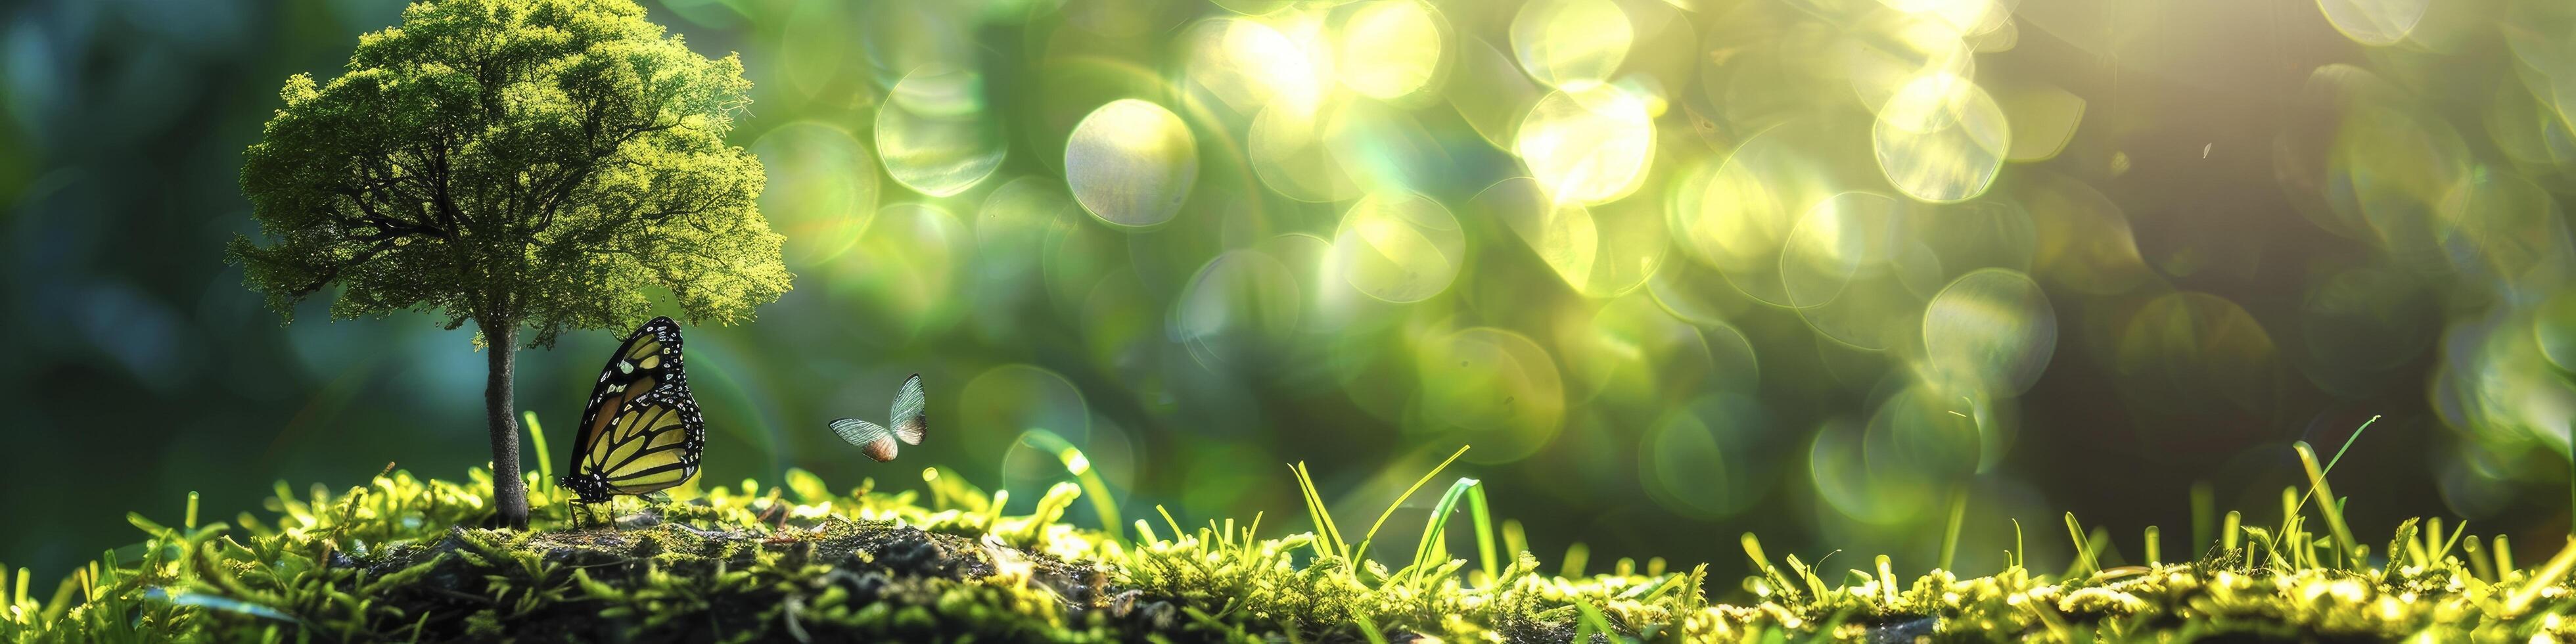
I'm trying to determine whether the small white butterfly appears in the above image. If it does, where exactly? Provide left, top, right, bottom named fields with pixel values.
left=827, top=374, right=927, bottom=461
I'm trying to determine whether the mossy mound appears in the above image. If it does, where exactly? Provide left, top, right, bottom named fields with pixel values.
left=8, top=463, right=2576, bottom=642
left=357, top=517, right=1120, bottom=642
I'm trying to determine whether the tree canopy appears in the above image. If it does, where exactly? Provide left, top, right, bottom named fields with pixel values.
left=229, top=0, right=789, bottom=528
left=230, top=0, right=789, bottom=343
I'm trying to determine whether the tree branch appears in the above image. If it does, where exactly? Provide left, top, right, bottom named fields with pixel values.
left=285, top=237, right=405, bottom=298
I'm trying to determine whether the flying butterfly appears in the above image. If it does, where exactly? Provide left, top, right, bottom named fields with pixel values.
left=828, top=374, right=927, bottom=461
left=558, top=317, right=706, bottom=507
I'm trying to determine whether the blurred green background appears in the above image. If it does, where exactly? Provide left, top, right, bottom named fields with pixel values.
left=8, top=0, right=2576, bottom=592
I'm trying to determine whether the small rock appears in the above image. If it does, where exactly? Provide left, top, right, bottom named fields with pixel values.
left=1867, top=616, right=1937, bottom=644
left=615, top=509, right=663, bottom=530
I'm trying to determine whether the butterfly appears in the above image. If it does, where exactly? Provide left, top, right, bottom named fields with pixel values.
left=827, top=374, right=927, bottom=461
left=557, top=317, right=706, bottom=507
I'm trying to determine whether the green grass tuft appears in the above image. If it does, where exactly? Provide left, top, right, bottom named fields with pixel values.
left=13, top=424, right=2576, bottom=642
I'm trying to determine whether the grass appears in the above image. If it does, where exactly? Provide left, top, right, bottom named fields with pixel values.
left=8, top=419, right=2576, bottom=641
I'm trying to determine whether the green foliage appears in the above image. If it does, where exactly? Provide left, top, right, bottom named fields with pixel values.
left=227, top=0, right=787, bottom=342
left=17, top=438, right=2576, bottom=642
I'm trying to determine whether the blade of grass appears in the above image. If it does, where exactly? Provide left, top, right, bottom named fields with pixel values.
left=1352, top=612, right=1390, bottom=644
left=2009, top=518, right=2025, bottom=570
left=2422, top=517, right=2443, bottom=565
left=1289, top=462, right=1347, bottom=557
left=522, top=411, right=552, bottom=483
left=1354, top=444, right=1470, bottom=561
left=2437, top=520, right=2470, bottom=564
left=1246, top=511, right=1263, bottom=553
left=2465, top=535, right=2495, bottom=582
left=1742, top=533, right=1799, bottom=602
left=1940, top=488, right=1967, bottom=572
left=2496, top=534, right=2516, bottom=574
left=1156, top=505, right=1185, bottom=544
left=1465, top=480, right=1498, bottom=584
left=1406, top=478, right=1482, bottom=584
left=1874, top=555, right=1898, bottom=605
left=2222, top=511, right=2242, bottom=553
left=1019, top=429, right=1123, bottom=543
left=2145, top=526, right=2161, bottom=566
left=2504, top=536, right=2576, bottom=616
left=2320, top=415, right=2381, bottom=472
left=2281, top=417, right=2380, bottom=528
left=2063, top=513, right=2097, bottom=578
left=2295, top=442, right=2360, bottom=568
left=1575, top=601, right=1621, bottom=643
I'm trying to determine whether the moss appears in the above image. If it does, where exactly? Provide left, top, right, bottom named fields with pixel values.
left=8, top=463, right=2576, bottom=643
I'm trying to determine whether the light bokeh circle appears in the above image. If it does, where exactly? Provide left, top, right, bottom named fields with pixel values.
left=1329, top=191, right=1465, bottom=303
left=752, top=120, right=879, bottom=266
left=1874, top=72, right=2008, bottom=203
left=1414, top=326, right=1567, bottom=463
left=876, top=66, right=1005, bottom=197
left=1517, top=87, right=1657, bottom=205
left=1065, top=99, right=1199, bottom=228
left=1921, top=267, right=2056, bottom=394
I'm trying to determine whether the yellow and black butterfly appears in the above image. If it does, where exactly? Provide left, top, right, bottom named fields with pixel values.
left=827, top=374, right=926, bottom=461
left=558, top=317, right=705, bottom=508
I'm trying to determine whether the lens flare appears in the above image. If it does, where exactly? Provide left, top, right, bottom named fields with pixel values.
left=1173, top=249, right=1303, bottom=371
left=1921, top=268, right=2056, bottom=394
left=831, top=203, right=971, bottom=345
left=1841, top=9, right=1977, bottom=113
left=1329, top=191, right=1465, bottom=303
left=2317, top=0, right=2427, bottom=46
left=1640, top=393, right=1781, bottom=520
left=1251, top=98, right=1361, bottom=202
left=1670, top=116, right=1879, bottom=306
left=1335, top=0, right=1446, bottom=101
left=1066, top=99, right=1199, bottom=228
left=1449, top=35, right=1546, bottom=149
left=1516, top=87, right=1657, bottom=205
left=1874, top=72, right=2008, bottom=203
left=1415, top=327, right=1567, bottom=463
left=1993, top=80, right=2084, bottom=162
left=1182, top=18, right=1323, bottom=116
left=752, top=120, right=878, bottom=266
left=875, top=66, right=1005, bottom=197
left=1509, top=0, right=1632, bottom=91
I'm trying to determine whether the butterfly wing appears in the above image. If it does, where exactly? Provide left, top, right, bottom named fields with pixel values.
left=829, top=418, right=902, bottom=461
left=571, top=317, right=685, bottom=478
left=586, top=386, right=706, bottom=495
left=887, top=373, right=926, bottom=446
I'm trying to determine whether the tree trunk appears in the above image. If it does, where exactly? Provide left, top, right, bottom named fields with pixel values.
left=484, top=319, right=530, bottom=529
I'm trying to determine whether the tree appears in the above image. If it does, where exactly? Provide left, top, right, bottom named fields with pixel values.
left=228, top=0, right=791, bottom=529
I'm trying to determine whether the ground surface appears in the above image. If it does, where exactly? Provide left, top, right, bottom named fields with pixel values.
left=7, top=463, right=2576, bottom=642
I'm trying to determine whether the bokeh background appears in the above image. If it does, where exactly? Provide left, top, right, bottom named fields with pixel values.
left=8, top=0, right=2576, bottom=593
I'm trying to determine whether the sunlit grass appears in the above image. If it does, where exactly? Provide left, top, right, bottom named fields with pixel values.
left=10, top=419, right=2576, bottom=641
